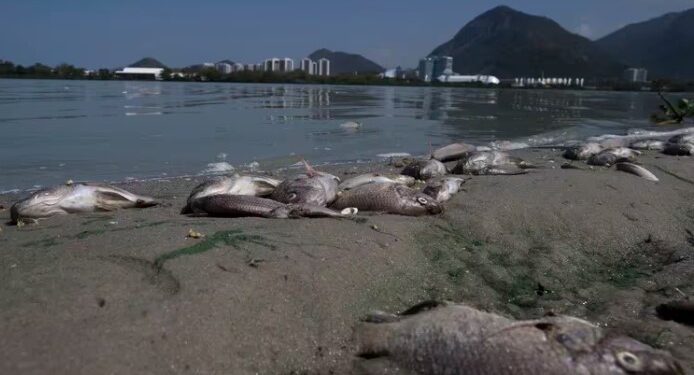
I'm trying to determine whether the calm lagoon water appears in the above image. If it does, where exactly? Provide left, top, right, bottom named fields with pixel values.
left=0, top=78, right=682, bottom=191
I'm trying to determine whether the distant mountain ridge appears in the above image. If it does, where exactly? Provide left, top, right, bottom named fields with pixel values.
left=129, top=57, right=168, bottom=69
left=596, top=8, right=694, bottom=79
left=308, top=49, right=383, bottom=75
left=429, top=6, right=624, bottom=79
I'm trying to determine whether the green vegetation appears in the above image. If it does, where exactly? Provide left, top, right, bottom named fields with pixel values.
left=652, top=92, right=694, bottom=124
left=0, top=60, right=109, bottom=80
left=152, top=229, right=273, bottom=270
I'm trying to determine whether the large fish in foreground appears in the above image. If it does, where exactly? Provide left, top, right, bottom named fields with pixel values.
left=181, top=174, right=281, bottom=214
left=188, top=194, right=355, bottom=219
left=331, top=183, right=442, bottom=216
left=10, top=183, right=158, bottom=223
left=355, top=301, right=683, bottom=375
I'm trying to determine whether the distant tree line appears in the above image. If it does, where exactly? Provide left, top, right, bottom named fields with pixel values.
left=0, top=60, right=114, bottom=80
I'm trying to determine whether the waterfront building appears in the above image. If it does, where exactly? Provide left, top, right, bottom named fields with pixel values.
left=417, top=58, right=434, bottom=82
left=418, top=56, right=453, bottom=82
left=114, top=67, right=164, bottom=80
left=623, top=68, right=648, bottom=83
left=279, top=58, right=294, bottom=72
left=215, top=62, right=232, bottom=74
left=318, top=58, right=330, bottom=76
left=432, top=56, right=453, bottom=78
left=301, top=58, right=314, bottom=75
left=437, top=74, right=500, bottom=85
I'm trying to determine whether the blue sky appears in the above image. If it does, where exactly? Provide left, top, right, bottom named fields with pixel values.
left=2, top=0, right=694, bottom=69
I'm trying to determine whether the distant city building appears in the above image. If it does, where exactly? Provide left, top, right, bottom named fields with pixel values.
left=311, top=61, right=318, bottom=75
left=512, top=76, right=585, bottom=87
left=623, top=68, right=648, bottom=83
left=438, top=74, right=500, bottom=85
left=263, top=57, right=294, bottom=73
left=215, top=62, right=232, bottom=74
left=318, top=58, right=330, bottom=76
left=301, top=58, right=315, bottom=75
left=279, top=58, right=294, bottom=72
left=382, top=66, right=405, bottom=79
left=232, top=63, right=244, bottom=72
left=114, top=67, right=164, bottom=80
left=417, top=58, right=434, bottom=82
left=418, top=56, right=453, bottom=82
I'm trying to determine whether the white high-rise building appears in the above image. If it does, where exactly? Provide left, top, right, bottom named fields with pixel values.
left=279, top=58, right=294, bottom=72
left=301, top=58, right=314, bottom=75
left=215, top=63, right=232, bottom=74
left=318, top=58, right=330, bottom=76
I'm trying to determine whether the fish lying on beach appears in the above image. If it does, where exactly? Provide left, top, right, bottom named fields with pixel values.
left=271, top=161, right=340, bottom=206
left=588, top=148, right=641, bottom=166
left=630, top=140, right=666, bottom=151
left=663, top=134, right=694, bottom=156
left=338, top=173, right=415, bottom=191
left=331, top=183, right=442, bottom=216
left=563, top=142, right=604, bottom=160
left=431, top=142, right=477, bottom=162
left=401, top=159, right=447, bottom=180
left=615, top=162, right=659, bottom=182
left=188, top=194, right=356, bottom=218
left=354, top=301, right=683, bottom=375
left=656, top=300, right=694, bottom=326
left=181, top=175, right=281, bottom=214
left=10, top=182, right=158, bottom=223
left=422, top=176, right=466, bottom=202
left=451, top=151, right=533, bottom=175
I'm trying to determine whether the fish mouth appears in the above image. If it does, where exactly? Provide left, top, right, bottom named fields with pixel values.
left=428, top=204, right=444, bottom=215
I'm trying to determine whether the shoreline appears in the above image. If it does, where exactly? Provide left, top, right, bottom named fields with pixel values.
left=1, top=149, right=694, bottom=373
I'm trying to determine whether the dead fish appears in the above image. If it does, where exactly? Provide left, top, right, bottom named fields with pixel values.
left=401, top=159, right=447, bottom=180
left=339, top=173, right=415, bottom=191
left=668, top=134, right=694, bottom=144
left=630, top=140, right=665, bottom=151
left=663, top=142, right=694, bottom=156
left=188, top=194, right=356, bottom=219
left=451, top=151, right=533, bottom=175
left=271, top=161, right=340, bottom=206
left=588, top=147, right=641, bottom=166
left=431, top=142, right=477, bottom=162
left=656, top=300, right=694, bottom=326
left=563, top=142, right=604, bottom=160
left=181, top=174, right=281, bottom=214
left=615, top=162, right=659, bottom=182
left=422, top=176, right=466, bottom=202
left=331, top=183, right=442, bottom=216
left=355, top=301, right=683, bottom=375
left=10, top=182, right=158, bottom=223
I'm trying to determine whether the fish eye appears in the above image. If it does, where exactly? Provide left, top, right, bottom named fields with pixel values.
left=616, top=351, right=643, bottom=372
left=417, top=197, right=428, bottom=205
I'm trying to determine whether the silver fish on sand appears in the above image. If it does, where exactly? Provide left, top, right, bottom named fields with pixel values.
left=615, top=162, right=659, bottom=182
left=452, top=151, right=533, bottom=175
left=331, top=183, right=442, bottom=216
left=422, top=176, right=466, bottom=202
left=355, top=301, right=683, bottom=375
left=587, top=147, right=641, bottom=166
left=630, top=140, right=665, bottom=151
left=401, top=159, right=447, bottom=180
left=338, top=173, right=415, bottom=191
left=10, top=182, right=158, bottom=223
left=563, top=142, right=604, bottom=160
left=663, top=134, right=694, bottom=156
left=271, top=161, right=340, bottom=206
left=188, top=194, right=356, bottom=219
left=431, top=142, right=477, bottom=162
left=181, top=174, right=281, bottom=214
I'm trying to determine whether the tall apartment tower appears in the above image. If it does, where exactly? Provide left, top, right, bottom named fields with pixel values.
left=318, top=58, right=330, bottom=76
left=301, top=58, right=314, bottom=75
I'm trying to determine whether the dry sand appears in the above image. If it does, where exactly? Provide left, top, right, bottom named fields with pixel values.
left=0, top=149, right=693, bottom=374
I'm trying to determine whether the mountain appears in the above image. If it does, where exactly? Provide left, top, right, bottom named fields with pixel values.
left=308, top=49, right=383, bottom=75
left=129, top=57, right=168, bottom=69
left=429, top=6, right=624, bottom=79
left=596, top=8, right=694, bottom=79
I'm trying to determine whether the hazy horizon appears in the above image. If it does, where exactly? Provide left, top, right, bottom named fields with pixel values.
left=3, top=0, right=694, bottom=69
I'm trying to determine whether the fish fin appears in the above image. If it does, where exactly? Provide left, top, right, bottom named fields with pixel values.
left=95, top=192, right=130, bottom=211
left=362, top=310, right=401, bottom=323
left=400, top=300, right=448, bottom=316
left=301, top=159, right=317, bottom=177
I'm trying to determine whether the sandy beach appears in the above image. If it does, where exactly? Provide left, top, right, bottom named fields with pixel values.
left=1, top=149, right=693, bottom=374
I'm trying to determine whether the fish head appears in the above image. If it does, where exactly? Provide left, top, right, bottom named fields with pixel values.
left=9, top=185, right=74, bottom=223
left=421, top=160, right=447, bottom=179
left=397, top=186, right=443, bottom=215
left=133, top=196, right=159, bottom=208
left=595, top=336, right=683, bottom=375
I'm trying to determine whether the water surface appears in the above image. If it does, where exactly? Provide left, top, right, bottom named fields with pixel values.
left=0, top=79, right=682, bottom=191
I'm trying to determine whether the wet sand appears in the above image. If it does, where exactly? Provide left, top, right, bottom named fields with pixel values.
left=1, top=149, right=693, bottom=374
